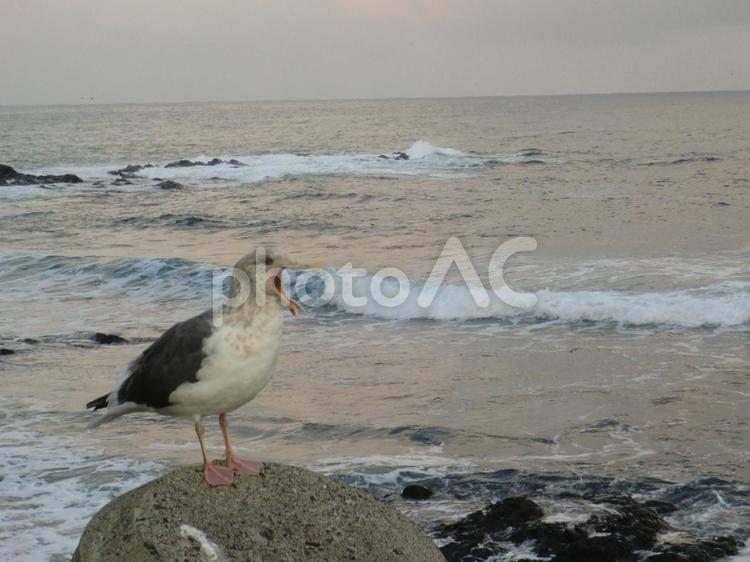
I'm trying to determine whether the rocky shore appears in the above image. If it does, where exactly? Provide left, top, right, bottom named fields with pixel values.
left=0, top=163, right=82, bottom=186
left=73, top=463, right=444, bottom=562
left=435, top=494, right=743, bottom=561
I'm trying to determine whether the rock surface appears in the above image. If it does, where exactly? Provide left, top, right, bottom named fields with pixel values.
left=74, top=463, right=445, bottom=562
left=91, top=333, right=128, bottom=344
left=436, top=495, right=743, bottom=562
left=0, top=163, right=83, bottom=185
left=165, top=158, right=226, bottom=168
left=401, top=484, right=435, bottom=500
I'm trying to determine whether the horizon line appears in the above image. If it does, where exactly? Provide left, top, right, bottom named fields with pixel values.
left=1, top=88, right=749, bottom=108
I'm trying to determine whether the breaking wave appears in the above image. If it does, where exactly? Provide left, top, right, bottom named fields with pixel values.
left=298, top=270, right=750, bottom=328
left=2, top=254, right=747, bottom=329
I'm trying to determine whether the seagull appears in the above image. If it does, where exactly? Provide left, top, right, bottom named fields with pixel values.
left=86, top=248, right=313, bottom=486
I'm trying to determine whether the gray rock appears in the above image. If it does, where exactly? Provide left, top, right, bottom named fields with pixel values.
left=74, top=463, right=444, bottom=562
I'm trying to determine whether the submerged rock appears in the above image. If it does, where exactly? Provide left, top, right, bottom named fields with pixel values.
left=0, top=164, right=83, bottom=186
left=92, top=333, right=128, bottom=344
left=74, top=463, right=444, bottom=562
left=156, top=180, right=184, bottom=190
left=650, top=535, right=744, bottom=561
left=0, top=348, right=15, bottom=355
left=165, top=159, right=199, bottom=168
left=378, top=152, right=410, bottom=160
left=108, top=164, right=153, bottom=177
left=402, top=484, right=435, bottom=500
left=437, top=495, right=743, bottom=562
left=164, top=158, right=226, bottom=169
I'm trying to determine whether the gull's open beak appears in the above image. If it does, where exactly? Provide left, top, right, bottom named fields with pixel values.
left=272, top=262, right=319, bottom=317
left=273, top=270, right=300, bottom=317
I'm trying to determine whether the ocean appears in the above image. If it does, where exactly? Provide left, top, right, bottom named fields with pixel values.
left=1, top=93, right=749, bottom=560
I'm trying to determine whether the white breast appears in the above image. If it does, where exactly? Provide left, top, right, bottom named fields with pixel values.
left=165, top=304, right=284, bottom=418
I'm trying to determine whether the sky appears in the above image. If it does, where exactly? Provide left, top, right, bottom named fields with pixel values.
left=1, top=0, right=749, bottom=105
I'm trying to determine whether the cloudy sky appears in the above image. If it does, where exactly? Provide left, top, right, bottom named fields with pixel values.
left=1, top=0, right=748, bottom=104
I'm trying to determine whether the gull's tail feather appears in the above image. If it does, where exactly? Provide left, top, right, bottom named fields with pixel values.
left=87, top=392, right=110, bottom=410
left=86, top=401, right=142, bottom=429
left=86, top=389, right=143, bottom=429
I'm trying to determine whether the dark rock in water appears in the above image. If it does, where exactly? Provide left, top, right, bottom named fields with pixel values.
left=111, top=178, right=133, bottom=186
left=166, top=158, right=225, bottom=168
left=715, top=201, right=730, bottom=207
left=92, top=333, right=128, bottom=344
left=165, top=159, right=199, bottom=168
left=650, top=535, right=743, bottom=561
left=378, top=152, right=409, bottom=160
left=402, top=484, right=435, bottom=500
left=0, top=348, right=15, bottom=355
left=641, top=499, right=679, bottom=515
left=587, top=496, right=669, bottom=551
left=0, top=164, right=83, bottom=186
left=155, top=180, right=184, bottom=190
left=438, top=496, right=543, bottom=554
left=73, top=463, right=443, bottom=562
left=46, top=173, right=83, bottom=183
left=109, top=164, right=152, bottom=177
left=509, top=521, right=590, bottom=558
left=228, top=159, right=247, bottom=166
left=0, top=164, right=17, bottom=181
left=520, top=159, right=545, bottom=165
left=437, top=495, right=742, bottom=562
left=23, top=338, right=39, bottom=344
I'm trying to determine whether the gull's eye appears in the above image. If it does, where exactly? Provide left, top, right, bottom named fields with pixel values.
left=265, top=256, right=274, bottom=266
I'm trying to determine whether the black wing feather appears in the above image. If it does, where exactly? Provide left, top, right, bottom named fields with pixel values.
left=116, top=310, right=214, bottom=409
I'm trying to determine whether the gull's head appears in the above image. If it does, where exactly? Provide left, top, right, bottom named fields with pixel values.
left=233, top=246, right=316, bottom=316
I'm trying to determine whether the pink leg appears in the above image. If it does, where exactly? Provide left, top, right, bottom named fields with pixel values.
left=195, top=421, right=234, bottom=486
left=219, top=413, right=263, bottom=476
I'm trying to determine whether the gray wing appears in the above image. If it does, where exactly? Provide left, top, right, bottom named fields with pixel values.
left=117, top=310, right=214, bottom=409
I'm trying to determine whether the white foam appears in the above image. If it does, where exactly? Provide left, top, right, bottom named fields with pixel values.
left=18, top=141, right=499, bottom=192
left=534, top=287, right=750, bottom=328
left=313, top=270, right=750, bottom=327
left=308, top=452, right=475, bottom=478
left=404, top=140, right=465, bottom=159
left=0, top=398, right=165, bottom=562
left=730, top=543, right=750, bottom=562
